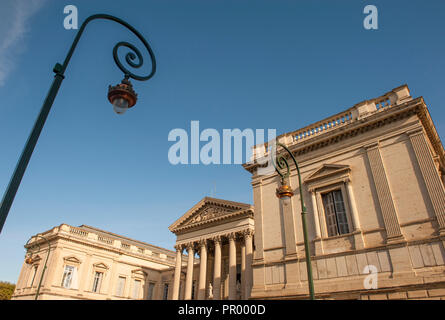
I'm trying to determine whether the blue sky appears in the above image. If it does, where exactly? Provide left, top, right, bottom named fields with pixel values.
left=0, top=0, right=444, bottom=282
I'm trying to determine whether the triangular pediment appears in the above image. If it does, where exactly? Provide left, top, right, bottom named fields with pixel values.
left=131, top=268, right=147, bottom=277
left=304, top=164, right=350, bottom=183
left=63, top=256, right=81, bottom=264
left=31, top=254, right=42, bottom=262
left=93, top=262, right=109, bottom=270
left=169, top=197, right=253, bottom=233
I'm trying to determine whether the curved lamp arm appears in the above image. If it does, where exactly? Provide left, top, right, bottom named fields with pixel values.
left=271, top=142, right=305, bottom=210
left=0, top=14, right=157, bottom=234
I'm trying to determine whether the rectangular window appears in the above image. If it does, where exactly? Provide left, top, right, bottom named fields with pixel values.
left=147, top=282, right=155, bottom=300
left=132, top=279, right=141, bottom=299
left=163, top=283, right=169, bottom=300
left=30, top=265, right=38, bottom=287
left=116, top=276, right=126, bottom=297
left=92, top=271, right=103, bottom=293
left=61, top=265, right=74, bottom=288
left=322, top=190, right=349, bottom=236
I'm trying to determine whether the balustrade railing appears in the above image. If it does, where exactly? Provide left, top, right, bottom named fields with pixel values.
left=251, top=88, right=405, bottom=161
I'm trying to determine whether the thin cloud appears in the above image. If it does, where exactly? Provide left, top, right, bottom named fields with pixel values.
left=0, top=0, right=47, bottom=86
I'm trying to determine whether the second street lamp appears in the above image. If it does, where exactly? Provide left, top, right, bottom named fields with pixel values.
left=24, top=234, right=51, bottom=300
left=0, top=14, right=157, bottom=234
left=272, top=142, right=315, bottom=300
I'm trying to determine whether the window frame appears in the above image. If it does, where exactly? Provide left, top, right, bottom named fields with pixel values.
left=115, top=276, right=127, bottom=297
left=163, top=283, right=169, bottom=300
left=146, top=282, right=156, bottom=300
left=61, top=265, right=75, bottom=289
left=92, top=271, right=104, bottom=293
left=315, top=182, right=354, bottom=239
left=321, top=188, right=350, bottom=236
left=132, top=278, right=142, bottom=299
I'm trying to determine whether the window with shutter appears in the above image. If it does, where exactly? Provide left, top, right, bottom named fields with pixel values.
left=322, top=190, right=349, bottom=236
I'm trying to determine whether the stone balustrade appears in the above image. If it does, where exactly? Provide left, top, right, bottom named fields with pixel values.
left=251, top=85, right=412, bottom=161
left=28, top=224, right=177, bottom=266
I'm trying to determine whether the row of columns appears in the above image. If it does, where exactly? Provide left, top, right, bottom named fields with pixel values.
left=172, top=229, right=254, bottom=300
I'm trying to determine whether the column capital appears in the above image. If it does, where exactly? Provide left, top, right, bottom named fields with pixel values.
left=198, top=238, right=207, bottom=247
left=242, top=229, right=254, bottom=239
left=227, top=232, right=237, bottom=241
left=186, top=242, right=195, bottom=251
left=212, top=235, right=222, bottom=244
left=174, top=244, right=183, bottom=252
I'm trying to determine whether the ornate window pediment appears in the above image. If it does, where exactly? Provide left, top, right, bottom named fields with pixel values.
left=63, top=256, right=81, bottom=265
left=305, top=164, right=350, bottom=184
left=93, top=262, right=109, bottom=270
left=30, top=255, right=42, bottom=263
left=131, top=268, right=147, bottom=277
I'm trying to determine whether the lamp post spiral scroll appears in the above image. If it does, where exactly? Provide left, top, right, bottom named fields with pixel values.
left=0, top=14, right=157, bottom=234
left=271, top=142, right=315, bottom=300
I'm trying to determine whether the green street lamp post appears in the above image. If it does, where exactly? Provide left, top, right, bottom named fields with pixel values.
left=24, top=234, right=51, bottom=300
left=0, top=14, right=157, bottom=234
left=272, top=142, right=315, bottom=300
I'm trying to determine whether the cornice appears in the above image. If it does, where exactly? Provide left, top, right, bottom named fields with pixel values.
left=244, top=97, right=443, bottom=175
left=45, top=233, right=176, bottom=268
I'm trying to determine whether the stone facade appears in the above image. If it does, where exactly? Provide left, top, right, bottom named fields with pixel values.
left=169, top=197, right=255, bottom=300
left=12, top=224, right=181, bottom=300
left=243, top=84, right=445, bottom=300
left=12, top=84, right=445, bottom=300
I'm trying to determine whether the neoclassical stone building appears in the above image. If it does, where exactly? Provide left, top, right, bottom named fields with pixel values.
left=12, top=84, right=445, bottom=300
left=243, top=84, right=445, bottom=300
left=12, top=224, right=181, bottom=300
left=168, top=197, right=254, bottom=300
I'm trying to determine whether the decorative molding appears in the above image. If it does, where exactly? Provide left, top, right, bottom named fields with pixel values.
left=92, top=262, right=109, bottom=270
left=63, top=256, right=81, bottom=265
left=304, top=164, right=351, bottom=183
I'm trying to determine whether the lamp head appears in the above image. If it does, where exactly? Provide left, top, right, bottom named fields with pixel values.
left=276, top=184, right=294, bottom=199
left=25, top=256, right=34, bottom=265
left=108, top=76, right=138, bottom=115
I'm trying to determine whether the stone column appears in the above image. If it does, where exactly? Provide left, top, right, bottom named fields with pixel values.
left=310, top=190, right=321, bottom=238
left=197, top=239, right=207, bottom=300
left=184, top=243, right=195, bottom=300
left=345, top=179, right=365, bottom=249
left=172, top=244, right=183, bottom=300
left=408, top=128, right=445, bottom=233
left=228, top=233, right=237, bottom=300
left=244, top=229, right=253, bottom=299
left=345, top=180, right=361, bottom=230
left=212, top=236, right=222, bottom=300
left=240, top=239, right=246, bottom=300
left=365, top=142, right=404, bottom=241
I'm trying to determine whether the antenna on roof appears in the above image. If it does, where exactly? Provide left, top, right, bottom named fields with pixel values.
left=210, top=181, right=216, bottom=198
